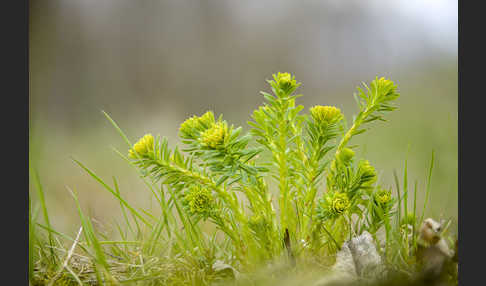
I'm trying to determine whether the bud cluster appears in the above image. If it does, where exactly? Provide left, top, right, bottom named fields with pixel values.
left=128, top=134, right=155, bottom=159
left=184, top=185, right=215, bottom=218
left=309, top=105, right=343, bottom=126
left=317, top=191, right=350, bottom=220
left=200, top=122, right=229, bottom=149
left=179, top=111, right=216, bottom=140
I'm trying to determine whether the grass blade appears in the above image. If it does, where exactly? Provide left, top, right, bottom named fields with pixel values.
left=47, top=226, right=83, bottom=286
left=419, top=150, right=435, bottom=226
left=403, top=147, right=409, bottom=256
left=393, top=170, right=402, bottom=229
left=412, top=179, right=418, bottom=250
left=72, top=158, right=152, bottom=228
left=113, top=176, right=135, bottom=236
left=68, top=187, right=118, bottom=284
left=403, top=146, right=409, bottom=220
left=102, top=110, right=132, bottom=148
left=29, top=161, right=56, bottom=265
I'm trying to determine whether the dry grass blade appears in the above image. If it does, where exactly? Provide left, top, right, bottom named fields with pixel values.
left=47, top=226, right=84, bottom=286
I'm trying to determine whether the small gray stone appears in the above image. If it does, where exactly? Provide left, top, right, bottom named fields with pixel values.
left=332, top=242, right=358, bottom=277
left=347, top=231, right=384, bottom=278
left=315, top=231, right=385, bottom=285
left=314, top=243, right=357, bottom=286
left=212, top=260, right=240, bottom=279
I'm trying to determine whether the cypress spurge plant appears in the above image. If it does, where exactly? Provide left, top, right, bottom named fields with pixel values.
left=120, top=73, right=401, bottom=268
left=31, top=73, right=458, bottom=285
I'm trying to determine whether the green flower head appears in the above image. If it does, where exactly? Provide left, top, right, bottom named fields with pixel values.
left=374, top=188, right=392, bottom=205
left=373, top=77, right=399, bottom=98
left=184, top=185, right=214, bottom=218
left=198, top=111, right=216, bottom=128
left=129, top=134, right=154, bottom=158
left=358, top=160, right=377, bottom=185
left=179, top=111, right=216, bottom=139
left=179, top=115, right=200, bottom=137
left=317, top=191, right=350, bottom=220
left=309, top=105, right=343, bottom=125
left=331, top=192, right=350, bottom=214
left=275, top=72, right=298, bottom=93
left=336, top=147, right=355, bottom=166
left=200, top=122, right=228, bottom=149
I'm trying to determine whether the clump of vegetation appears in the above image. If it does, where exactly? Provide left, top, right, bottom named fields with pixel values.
left=29, top=73, right=457, bottom=285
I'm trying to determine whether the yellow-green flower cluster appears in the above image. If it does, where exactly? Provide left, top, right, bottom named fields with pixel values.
left=128, top=134, right=154, bottom=159
left=331, top=192, right=350, bottom=214
left=179, top=111, right=231, bottom=149
left=309, top=105, right=343, bottom=125
left=275, top=72, right=298, bottom=93
left=200, top=122, right=228, bottom=149
left=373, top=77, right=399, bottom=98
left=318, top=191, right=350, bottom=219
left=374, top=188, right=391, bottom=205
left=179, top=116, right=200, bottom=135
left=184, top=185, right=214, bottom=217
left=358, top=160, right=377, bottom=185
left=179, top=111, right=216, bottom=139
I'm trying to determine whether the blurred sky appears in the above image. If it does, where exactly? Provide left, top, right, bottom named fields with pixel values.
left=29, top=0, right=457, bottom=233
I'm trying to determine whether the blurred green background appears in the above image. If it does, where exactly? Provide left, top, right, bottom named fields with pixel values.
left=29, top=0, right=457, bottom=235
